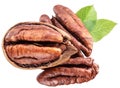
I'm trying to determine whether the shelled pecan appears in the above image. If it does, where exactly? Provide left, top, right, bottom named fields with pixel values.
left=53, top=5, right=93, bottom=57
left=37, top=57, right=99, bottom=86
left=40, top=14, right=52, bottom=24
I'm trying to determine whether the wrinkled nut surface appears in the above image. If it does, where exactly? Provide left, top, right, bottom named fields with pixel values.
left=51, top=17, right=84, bottom=57
left=37, top=57, right=99, bottom=86
left=40, top=15, right=84, bottom=57
left=37, top=5, right=98, bottom=86
left=53, top=5, right=93, bottom=56
left=3, top=22, right=77, bottom=69
left=3, top=4, right=99, bottom=87
left=40, top=14, right=53, bottom=24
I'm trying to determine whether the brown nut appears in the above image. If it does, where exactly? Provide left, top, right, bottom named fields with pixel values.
left=53, top=5, right=93, bottom=57
left=40, top=14, right=52, bottom=24
left=37, top=57, right=99, bottom=86
left=52, top=16, right=84, bottom=57
left=3, top=22, right=77, bottom=69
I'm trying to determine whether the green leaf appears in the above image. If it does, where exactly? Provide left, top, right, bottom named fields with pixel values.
left=76, top=5, right=97, bottom=32
left=76, top=5, right=116, bottom=42
left=90, top=19, right=116, bottom=42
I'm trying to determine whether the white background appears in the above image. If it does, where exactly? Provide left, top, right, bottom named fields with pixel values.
left=0, top=0, right=120, bottom=88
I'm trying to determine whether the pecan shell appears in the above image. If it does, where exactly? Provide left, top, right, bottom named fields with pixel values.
left=3, top=22, right=77, bottom=69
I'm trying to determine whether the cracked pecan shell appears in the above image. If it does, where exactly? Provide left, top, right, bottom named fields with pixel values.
left=3, top=22, right=77, bottom=69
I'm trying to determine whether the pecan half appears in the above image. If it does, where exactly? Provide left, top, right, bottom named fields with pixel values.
left=53, top=5, right=93, bottom=56
left=3, top=22, right=77, bottom=69
left=40, top=14, right=52, bottom=24
left=37, top=57, right=99, bottom=86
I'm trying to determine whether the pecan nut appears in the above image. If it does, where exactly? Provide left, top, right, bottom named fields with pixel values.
left=53, top=5, right=93, bottom=57
left=3, top=22, right=77, bottom=69
left=37, top=57, right=99, bottom=86
left=40, top=14, right=52, bottom=24
left=2, top=4, right=99, bottom=87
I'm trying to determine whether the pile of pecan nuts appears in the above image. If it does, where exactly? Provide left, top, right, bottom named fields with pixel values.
left=3, top=5, right=99, bottom=86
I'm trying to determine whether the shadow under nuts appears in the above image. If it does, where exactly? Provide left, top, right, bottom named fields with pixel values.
left=3, top=5, right=99, bottom=86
